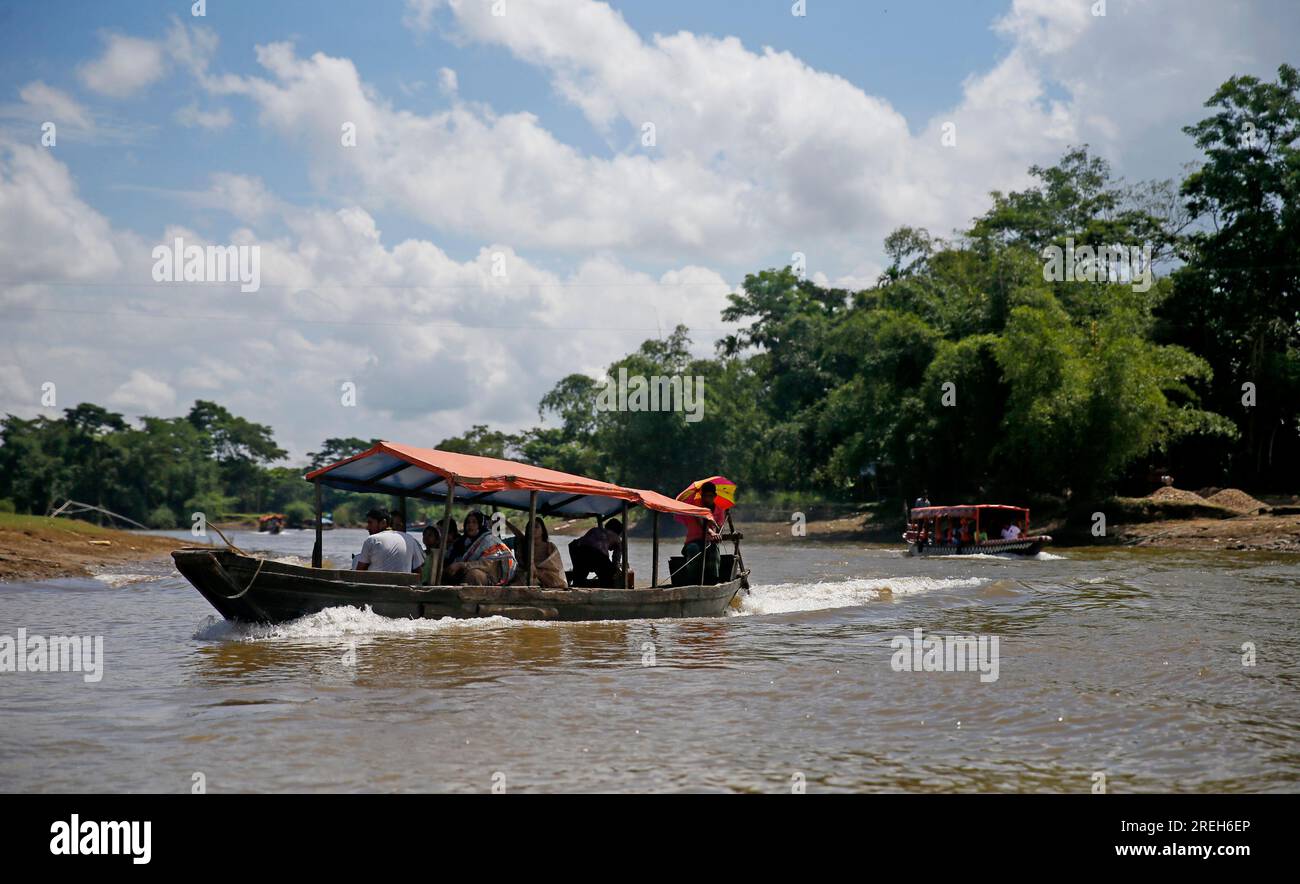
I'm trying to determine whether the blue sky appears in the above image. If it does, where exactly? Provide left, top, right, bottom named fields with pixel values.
left=1, top=0, right=1296, bottom=458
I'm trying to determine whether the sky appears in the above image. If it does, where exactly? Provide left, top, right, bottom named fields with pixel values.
left=1, top=0, right=1296, bottom=462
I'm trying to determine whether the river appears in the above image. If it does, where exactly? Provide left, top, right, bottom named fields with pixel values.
left=1, top=527, right=1296, bottom=792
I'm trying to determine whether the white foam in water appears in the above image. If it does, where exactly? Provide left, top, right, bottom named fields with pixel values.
left=926, top=550, right=1065, bottom=561
left=93, top=573, right=167, bottom=587
left=736, top=575, right=986, bottom=616
left=194, top=605, right=518, bottom=642
left=269, top=554, right=312, bottom=567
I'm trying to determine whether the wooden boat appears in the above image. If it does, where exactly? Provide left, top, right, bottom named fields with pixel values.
left=174, top=441, right=747, bottom=624
left=257, top=513, right=285, bottom=534
left=904, top=504, right=1051, bottom=556
left=173, top=547, right=743, bottom=622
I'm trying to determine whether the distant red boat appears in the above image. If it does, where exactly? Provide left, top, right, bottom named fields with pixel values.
left=257, top=513, right=285, bottom=534
left=904, top=504, right=1051, bottom=556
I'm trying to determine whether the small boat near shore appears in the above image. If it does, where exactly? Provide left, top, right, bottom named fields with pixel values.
left=174, top=442, right=747, bottom=624
left=904, top=504, right=1051, bottom=556
left=257, top=513, right=285, bottom=534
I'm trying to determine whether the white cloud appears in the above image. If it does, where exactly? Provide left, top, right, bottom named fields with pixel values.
left=0, top=363, right=37, bottom=408
left=175, top=103, right=233, bottom=130
left=163, top=15, right=220, bottom=80
left=78, top=33, right=167, bottom=98
left=0, top=81, right=143, bottom=144
left=989, top=0, right=1296, bottom=178
left=0, top=140, right=121, bottom=283
left=200, top=173, right=279, bottom=223
left=76, top=17, right=218, bottom=100
left=437, top=67, right=458, bottom=96
left=17, top=82, right=93, bottom=130
left=108, top=370, right=177, bottom=413
left=403, top=0, right=441, bottom=34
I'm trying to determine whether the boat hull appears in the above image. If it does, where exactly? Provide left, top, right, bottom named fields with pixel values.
left=905, top=536, right=1050, bottom=557
left=173, top=548, right=743, bottom=624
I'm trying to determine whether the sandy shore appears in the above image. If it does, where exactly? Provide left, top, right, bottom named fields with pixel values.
left=0, top=515, right=190, bottom=582
left=1108, top=512, right=1300, bottom=552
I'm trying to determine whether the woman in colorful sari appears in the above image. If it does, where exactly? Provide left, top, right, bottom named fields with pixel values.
left=507, top=516, right=568, bottom=589
left=446, top=510, right=517, bottom=586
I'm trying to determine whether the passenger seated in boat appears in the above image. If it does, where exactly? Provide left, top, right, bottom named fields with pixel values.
left=1001, top=523, right=1022, bottom=540
left=959, top=518, right=972, bottom=543
left=420, top=525, right=441, bottom=584
left=568, top=519, right=623, bottom=587
left=355, top=507, right=424, bottom=573
left=444, top=516, right=473, bottom=562
left=506, top=517, right=568, bottom=588
left=441, top=519, right=464, bottom=563
left=446, top=510, right=517, bottom=586
left=391, top=512, right=427, bottom=573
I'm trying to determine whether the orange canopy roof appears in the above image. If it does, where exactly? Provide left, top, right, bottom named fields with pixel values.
left=909, top=504, right=1028, bottom=519
left=305, top=441, right=718, bottom=522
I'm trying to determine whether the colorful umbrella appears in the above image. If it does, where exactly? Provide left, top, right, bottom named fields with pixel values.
left=675, top=476, right=737, bottom=511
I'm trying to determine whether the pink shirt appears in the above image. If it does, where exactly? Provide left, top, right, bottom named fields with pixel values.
left=682, top=502, right=726, bottom=544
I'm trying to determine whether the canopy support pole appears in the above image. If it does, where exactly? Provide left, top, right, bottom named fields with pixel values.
left=526, top=490, right=538, bottom=587
left=620, top=501, right=629, bottom=589
left=311, top=480, right=323, bottom=568
left=699, top=516, right=707, bottom=587
left=727, top=511, right=749, bottom=591
left=398, top=496, right=407, bottom=530
left=651, top=511, right=659, bottom=588
left=434, top=479, right=455, bottom=586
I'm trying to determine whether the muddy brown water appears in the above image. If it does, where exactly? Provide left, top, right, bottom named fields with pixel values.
left=1, top=528, right=1296, bottom=792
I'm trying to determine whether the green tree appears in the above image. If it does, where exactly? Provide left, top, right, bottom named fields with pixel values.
left=1167, top=64, right=1300, bottom=485
left=307, top=437, right=378, bottom=471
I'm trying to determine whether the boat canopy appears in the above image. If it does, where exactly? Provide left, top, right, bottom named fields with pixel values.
left=909, top=504, right=1028, bottom=520
left=305, top=441, right=718, bottom=522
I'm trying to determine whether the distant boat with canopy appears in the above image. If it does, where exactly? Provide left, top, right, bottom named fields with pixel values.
left=903, top=504, right=1051, bottom=556
left=172, top=442, right=748, bottom=623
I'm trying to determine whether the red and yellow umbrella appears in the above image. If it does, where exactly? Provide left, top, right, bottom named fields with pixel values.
left=675, top=476, right=737, bottom=511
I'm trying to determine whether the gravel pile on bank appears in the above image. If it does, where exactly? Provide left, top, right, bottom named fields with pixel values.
left=1147, top=486, right=1210, bottom=505
left=1205, top=488, right=1269, bottom=514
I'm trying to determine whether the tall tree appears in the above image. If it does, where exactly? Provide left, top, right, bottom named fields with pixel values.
left=1167, top=64, right=1300, bottom=485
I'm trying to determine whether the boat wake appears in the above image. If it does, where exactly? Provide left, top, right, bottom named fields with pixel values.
left=93, top=572, right=170, bottom=587
left=193, top=605, right=519, bottom=642
left=735, top=575, right=987, bottom=616
left=925, top=550, right=1065, bottom=561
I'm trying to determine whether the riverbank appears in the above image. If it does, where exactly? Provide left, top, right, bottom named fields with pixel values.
left=0, top=514, right=191, bottom=582
left=1106, top=511, right=1300, bottom=552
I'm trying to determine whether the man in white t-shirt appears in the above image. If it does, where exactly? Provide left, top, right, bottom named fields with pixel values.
left=391, top=512, right=427, bottom=573
left=1001, top=523, right=1022, bottom=540
left=355, top=508, right=424, bottom=573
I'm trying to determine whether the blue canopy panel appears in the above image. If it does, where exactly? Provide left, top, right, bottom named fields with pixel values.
left=314, top=451, right=629, bottom=518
